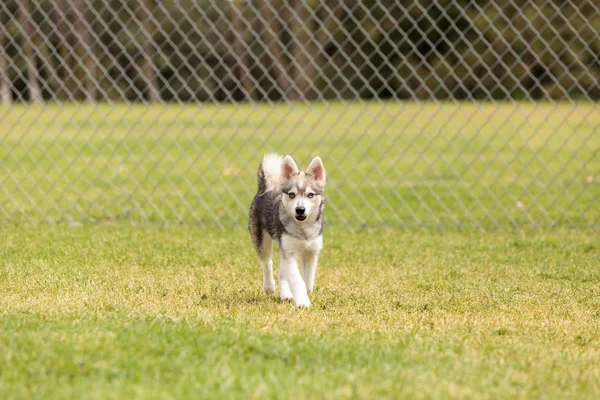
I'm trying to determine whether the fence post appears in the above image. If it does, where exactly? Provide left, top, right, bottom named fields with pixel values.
left=258, top=0, right=290, bottom=100
left=54, top=0, right=72, bottom=100
left=230, top=0, right=255, bottom=101
left=0, top=5, right=11, bottom=105
left=18, top=0, right=43, bottom=103
left=140, top=0, right=160, bottom=103
left=72, top=0, right=97, bottom=102
left=290, top=0, right=315, bottom=101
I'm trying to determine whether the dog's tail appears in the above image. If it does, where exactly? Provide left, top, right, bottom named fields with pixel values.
left=257, top=153, right=283, bottom=193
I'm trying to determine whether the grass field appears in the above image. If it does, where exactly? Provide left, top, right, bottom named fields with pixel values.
left=1, top=102, right=599, bottom=397
left=1, top=102, right=598, bottom=227
left=1, top=225, right=599, bottom=398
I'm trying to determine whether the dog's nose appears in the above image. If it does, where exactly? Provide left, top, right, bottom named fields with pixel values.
left=295, top=206, right=305, bottom=215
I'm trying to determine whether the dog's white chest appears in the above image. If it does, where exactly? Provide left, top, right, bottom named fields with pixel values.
left=281, top=234, right=323, bottom=256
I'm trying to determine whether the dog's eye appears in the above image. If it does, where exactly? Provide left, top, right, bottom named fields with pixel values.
left=307, top=193, right=314, bottom=198
left=288, top=193, right=295, bottom=199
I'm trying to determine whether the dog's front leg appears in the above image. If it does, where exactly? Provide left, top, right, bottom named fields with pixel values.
left=302, top=251, right=319, bottom=294
left=278, top=264, right=293, bottom=302
left=280, top=255, right=310, bottom=308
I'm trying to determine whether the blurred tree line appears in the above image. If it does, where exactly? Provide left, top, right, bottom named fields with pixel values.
left=0, top=0, right=598, bottom=103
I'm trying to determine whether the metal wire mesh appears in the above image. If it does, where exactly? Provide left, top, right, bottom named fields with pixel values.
left=0, top=0, right=598, bottom=229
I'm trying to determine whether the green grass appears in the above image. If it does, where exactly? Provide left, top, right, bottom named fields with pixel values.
left=1, top=102, right=598, bottom=227
left=0, top=101, right=598, bottom=397
left=1, top=225, right=599, bottom=398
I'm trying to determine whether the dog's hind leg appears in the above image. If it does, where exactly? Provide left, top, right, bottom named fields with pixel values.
left=259, top=231, right=276, bottom=294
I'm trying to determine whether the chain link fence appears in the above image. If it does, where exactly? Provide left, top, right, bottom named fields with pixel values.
left=0, top=0, right=598, bottom=229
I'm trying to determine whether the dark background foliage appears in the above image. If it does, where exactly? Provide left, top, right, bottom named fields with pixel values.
left=1, top=0, right=599, bottom=103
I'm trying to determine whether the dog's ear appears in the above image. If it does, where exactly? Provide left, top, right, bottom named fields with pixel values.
left=306, top=156, right=326, bottom=184
left=281, top=155, right=299, bottom=180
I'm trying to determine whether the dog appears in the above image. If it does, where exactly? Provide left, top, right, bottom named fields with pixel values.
left=249, top=153, right=326, bottom=308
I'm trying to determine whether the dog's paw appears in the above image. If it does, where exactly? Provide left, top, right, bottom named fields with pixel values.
left=280, top=293, right=293, bottom=302
left=294, top=297, right=311, bottom=309
left=280, top=286, right=293, bottom=301
left=263, top=279, right=276, bottom=294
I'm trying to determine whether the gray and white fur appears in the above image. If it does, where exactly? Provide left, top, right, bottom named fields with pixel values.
left=249, top=153, right=326, bottom=308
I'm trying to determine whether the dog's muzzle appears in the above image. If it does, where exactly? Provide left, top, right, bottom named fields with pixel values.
left=295, top=206, right=306, bottom=221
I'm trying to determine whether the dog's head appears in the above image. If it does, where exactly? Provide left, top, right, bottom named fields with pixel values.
left=280, top=155, right=326, bottom=222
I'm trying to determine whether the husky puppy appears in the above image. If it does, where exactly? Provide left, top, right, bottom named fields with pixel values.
left=249, top=154, right=326, bottom=308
